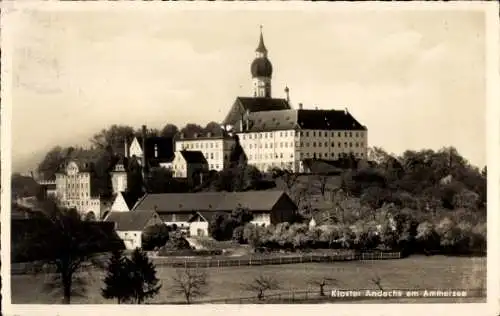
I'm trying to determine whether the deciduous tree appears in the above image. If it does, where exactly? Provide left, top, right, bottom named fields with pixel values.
left=171, top=268, right=208, bottom=304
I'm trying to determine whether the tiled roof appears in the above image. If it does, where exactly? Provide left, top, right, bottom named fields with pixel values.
left=133, top=190, right=296, bottom=213
left=179, top=150, right=208, bottom=164
left=178, top=128, right=231, bottom=141
left=222, top=97, right=291, bottom=126
left=159, top=213, right=193, bottom=222
left=233, top=109, right=366, bottom=133
left=105, top=210, right=159, bottom=231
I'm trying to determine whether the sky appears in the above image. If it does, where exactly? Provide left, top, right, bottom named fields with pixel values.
left=8, top=6, right=487, bottom=171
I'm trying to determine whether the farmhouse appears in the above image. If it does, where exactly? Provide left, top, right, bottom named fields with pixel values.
left=132, top=190, right=298, bottom=237
left=104, top=210, right=162, bottom=250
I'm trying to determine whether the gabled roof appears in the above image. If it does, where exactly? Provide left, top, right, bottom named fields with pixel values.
left=233, top=109, right=366, bottom=133
left=104, top=210, right=159, bottom=231
left=133, top=136, right=174, bottom=164
left=187, top=211, right=217, bottom=223
left=222, top=97, right=291, bottom=126
left=179, top=150, right=208, bottom=164
left=119, top=191, right=144, bottom=210
left=133, top=190, right=296, bottom=213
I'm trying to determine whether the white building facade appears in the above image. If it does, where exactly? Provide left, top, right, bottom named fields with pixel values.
left=236, top=126, right=368, bottom=173
left=55, top=160, right=101, bottom=220
left=175, top=135, right=235, bottom=171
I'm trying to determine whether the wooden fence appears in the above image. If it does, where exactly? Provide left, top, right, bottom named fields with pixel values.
left=151, top=252, right=402, bottom=269
left=10, top=251, right=401, bottom=275
left=152, top=288, right=486, bottom=304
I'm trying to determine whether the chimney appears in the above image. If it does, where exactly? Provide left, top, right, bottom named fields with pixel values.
left=284, top=86, right=290, bottom=103
left=344, top=108, right=348, bottom=114
left=124, top=138, right=129, bottom=158
left=180, top=133, right=184, bottom=139
left=194, top=133, right=198, bottom=138
left=207, top=132, right=212, bottom=138
left=298, top=103, right=303, bottom=110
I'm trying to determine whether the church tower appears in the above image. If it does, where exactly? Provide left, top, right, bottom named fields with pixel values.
left=250, top=26, right=273, bottom=98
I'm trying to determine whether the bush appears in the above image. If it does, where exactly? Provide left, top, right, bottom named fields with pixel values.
left=142, top=224, right=170, bottom=251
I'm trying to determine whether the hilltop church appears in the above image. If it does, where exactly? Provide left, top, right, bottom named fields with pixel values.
left=174, top=27, right=368, bottom=173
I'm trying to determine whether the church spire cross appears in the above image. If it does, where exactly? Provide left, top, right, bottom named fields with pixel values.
left=256, top=25, right=267, bottom=54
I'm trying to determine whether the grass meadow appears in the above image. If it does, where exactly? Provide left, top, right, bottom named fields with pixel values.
left=11, top=255, right=486, bottom=304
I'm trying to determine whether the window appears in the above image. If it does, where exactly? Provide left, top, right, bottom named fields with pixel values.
left=312, top=142, right=316, bottom=147
left=280, top=142, right=283, bottom=148
left=331, top=152, right=335, bottom=157
left=338, top=142, right=342, bottom=147
left=280, top=153, right=283, bottom=158
left=296, top=141, right=300, bottom=147
left=355, top=143, right=359, bottom=148
left=300, top=153, right=304, bottom=158
left=210, top=153, right=214, bottom=159
left=270, top=143, right=273, bottom=148
left=301, top=142, right=304, bottom=147
left=265, top=143, right=268, bottom=148
left=355, top=132, right=359, bottom=137
left=300, top=131, right=304, bottom=137
left=318, top=142, right=322, bottom=147
left=344, top=132, right=348, bottom=137
left=338, top=132, right=341, bottom=137
left=349, top=142, right=353, bottom=147
left=313, top=131, right=316, bottom=137
left=242, top=135, right=246, bottom=140
left=331, top=131, right=335, bottom=137
left=319, top=153, right=322, bottom=158
left=318, top=131, right=322, bottom=137
left=259, top=134, right=262, bottom=139
left=285, top=142, right=288, bottom=148
left=349, top=132, right=352, bottom=137
left=306, top=131, right=309, bottom=137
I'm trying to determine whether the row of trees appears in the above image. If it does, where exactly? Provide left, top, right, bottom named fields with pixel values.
left=37, top=122, right=223, bottom=181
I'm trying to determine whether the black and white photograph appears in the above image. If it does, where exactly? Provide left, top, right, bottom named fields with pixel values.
left=1, top=1, right=499, bottom=315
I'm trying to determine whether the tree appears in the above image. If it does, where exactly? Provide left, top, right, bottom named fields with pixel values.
left=316, top=175, right=330, bottom=198
left=272, top=168, right=300, bottom=193
left=37, top=146, right=69, bottom=180
left=128, top=248, right=162, bottom=304
left=371, top=274, right=384, bottom=290
left=90, top=125, right=136, bottom=154
left=180, top=123, right=204, bottom=138
left=160, top=124, right=179, bottom=139
left=204, top=121, right=222, bottom=135
left=142, top=223, right=170, bottom=250
left=310, top=277, right=339, bottom=297
left=101, top=249, right=134, bottom=304
left=19, top=199, right=123, bottom=304
left=171, top=268, right=208, bottom=304
left=146, top=167, right=174, bottom=193
left=243, top=274, right=281, bottom=301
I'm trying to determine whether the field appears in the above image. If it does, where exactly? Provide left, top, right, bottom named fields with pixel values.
left=11, top=255, right=486, bottom=304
